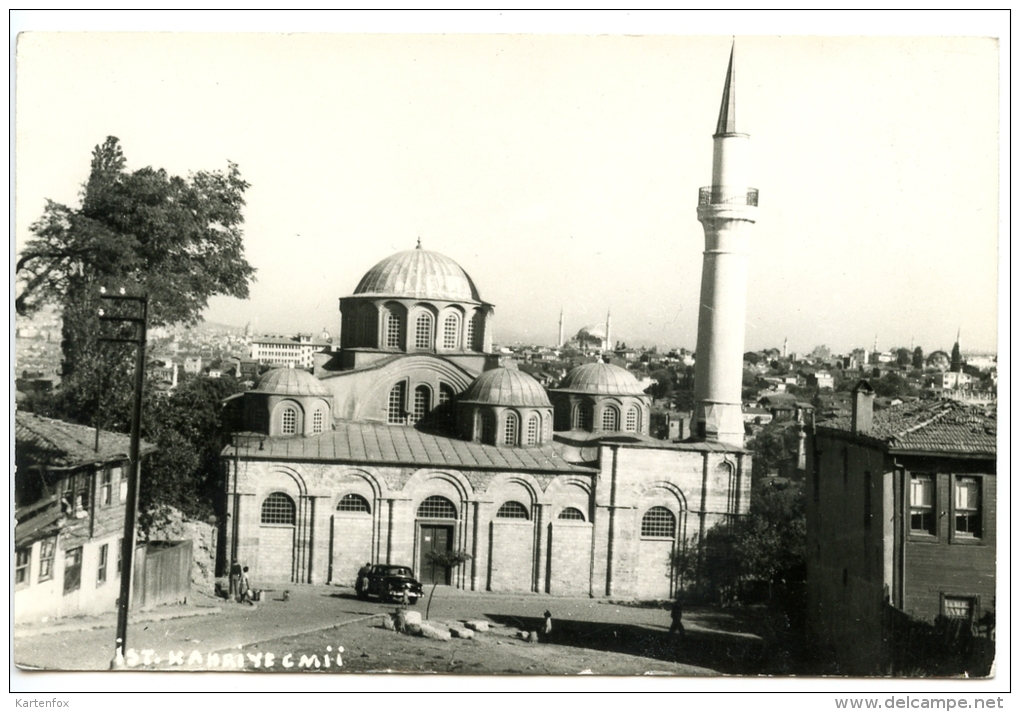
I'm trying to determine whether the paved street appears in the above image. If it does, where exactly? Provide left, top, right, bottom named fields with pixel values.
left=14, top=584, right=766, bottom=676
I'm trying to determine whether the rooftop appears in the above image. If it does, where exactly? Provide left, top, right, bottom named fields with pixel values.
left=229, top=421, right=586, bottom=473
left=15, top=411, right=157, bottom=470
left=819, top=399, right=996, bottom=456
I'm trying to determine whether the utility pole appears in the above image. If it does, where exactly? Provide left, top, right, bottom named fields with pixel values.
left=98, top=287, right=148, bottom=670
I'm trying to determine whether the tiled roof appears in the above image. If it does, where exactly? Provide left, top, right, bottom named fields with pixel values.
left=819, top=399, right=996, bottom=456
left=15, top=411, right=157, bottom=470
left=230, top=421, right=585, bottom=473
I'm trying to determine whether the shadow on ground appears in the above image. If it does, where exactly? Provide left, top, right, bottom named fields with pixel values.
left=485, top=614, right=765, bottom=675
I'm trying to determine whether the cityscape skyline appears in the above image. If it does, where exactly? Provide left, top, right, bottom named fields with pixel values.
left=15, top=27, right=1002, bottom=357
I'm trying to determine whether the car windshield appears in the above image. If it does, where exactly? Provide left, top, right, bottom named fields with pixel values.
left=375, top=566, right=412, bottom=577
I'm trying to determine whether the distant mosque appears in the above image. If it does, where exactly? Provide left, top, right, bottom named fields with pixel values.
left=223, top=44, right=757, bottom=599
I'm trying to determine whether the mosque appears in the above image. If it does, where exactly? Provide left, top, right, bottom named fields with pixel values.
left=223, top=45, right=757, bottom=599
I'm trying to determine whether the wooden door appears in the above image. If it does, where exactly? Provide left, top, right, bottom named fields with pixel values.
left=418, top=525, right=452, bottom=585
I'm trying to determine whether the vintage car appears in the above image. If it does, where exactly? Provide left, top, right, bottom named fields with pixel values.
left=356, top=564, right=424, bottom=604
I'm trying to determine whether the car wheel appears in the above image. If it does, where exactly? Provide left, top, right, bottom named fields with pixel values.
left=409, top=597, right=419, bottom=605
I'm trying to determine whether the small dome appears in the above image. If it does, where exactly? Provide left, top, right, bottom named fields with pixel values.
left=255, top=368, right=330, bottom=397
left=461, top=367, right=551, bottom=407
left=353, top=245, right=481, bottom=302
left=559, top=362, right=645, bottom=396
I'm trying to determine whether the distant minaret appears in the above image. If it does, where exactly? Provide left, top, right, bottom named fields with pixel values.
left=693, top=42, right=758, bottom=446
left=558, top=308, right=564, bottom=348
left=783, top=337, right=788, bottom=359
left=605, top=308, right=612, bottom=351
left=873, top=334, right=878, bottom=353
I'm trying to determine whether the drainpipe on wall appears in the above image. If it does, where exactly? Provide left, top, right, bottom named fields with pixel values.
left=699, top=452, right=709, bottom=555
left=605, top=445, right=620, bottom=597
left=471, top=501, right=480, bottom=591
left=386, top=499, right=394, bottom=565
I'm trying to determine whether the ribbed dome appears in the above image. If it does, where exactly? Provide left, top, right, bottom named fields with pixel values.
left=354, top=246, right=481, bottom=301
left=255, top=368, right=330, bottom=397
left=461, top=368, right=551, bottom=407
left=559, top=362, right=645, bottom=396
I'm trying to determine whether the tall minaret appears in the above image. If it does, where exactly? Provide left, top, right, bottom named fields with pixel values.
left=558, top=308, right=564, bottom=348
left=605, top=308, right=612, bottom=351
left=693, top=42, right=758, bottom=446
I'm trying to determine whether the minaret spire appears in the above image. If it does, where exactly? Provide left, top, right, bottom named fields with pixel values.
left=605, top=308, right=612, bottom=351
left=558, top=307, right=564, bottom=348
left=715, top=40, right=739, bottom=136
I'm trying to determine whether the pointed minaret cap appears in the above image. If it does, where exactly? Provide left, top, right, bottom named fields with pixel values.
left=416, top=236, right=422, bottom=250
left=714, top=40, right=743, bottom=137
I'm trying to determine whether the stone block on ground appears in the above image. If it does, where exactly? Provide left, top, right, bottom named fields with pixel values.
left=450, top=627, right=474, bottom=639
left=403, top=611, right=422, bottom=626
left=465, top=620, right=489, bottom=632
left=419, top=623, right=452, bottom=642
left=380, top=615, right=396, bottom=631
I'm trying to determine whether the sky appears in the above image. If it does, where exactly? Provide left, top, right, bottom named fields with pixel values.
left=13, top=12, right=1006, bottom=358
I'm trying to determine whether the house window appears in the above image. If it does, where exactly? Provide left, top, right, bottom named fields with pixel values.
left=413, top=385, right=431, bottom=424
left=954, top=477, right=981, bottom=538
left=910, top=474, right=935, bottom=535
left=526, top=415, right=539, bottom=446
left=38, top=538, right=56, bottom=582
left=388, top=383, right=406, bottom=425
left=602, top=406, right=619, bottom=431
left=480, top=410, right=495, bottom=444
left=417, top=496, right=457, bottom=519
left=115, top=466, right=126, bottom=502
left=575, top=403, right=593, bottom=431
left=443, top=314, right=459, bottom=350
left=559, top=507, right=585, bottom=521
left=117, top=538, right=123, bottom=576
left=337, top=494, right=371, bottom=513
left=641, top=507, right=676, bottom=538
left=281, top=407, right=298, bottom=435
left=261, top=492, right=296, bottom=525
left=503, top=412, right=519, bottom=446
left=943, top=596, right=976, bottom=621
left=385, top=308, right=403, bottom=349
left=625, top=407, right=638, bottom=432
left=63, top=547, right=83, bottom=594
left=97, top=543, right=109, bottom=586
left=15, top=548, right=30, bottom=587
left=312, top=409, right=324, bottom=434
left=496, top=501, right=529, bottom=520
left=101, top=469, right=113, bottom=506
left=414, top=312, right=433, bottom=350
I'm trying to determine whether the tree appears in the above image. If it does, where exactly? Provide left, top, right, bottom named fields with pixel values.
left=896, top=348, right=912, bottom=368
left=647, top=369, right=675, bottom=400
left=912, top=346, right=925, bottom=370
left=951, top=341, right=963, bottom=372
left=17, top=137, right=256, bottom=416
left=734, top=482, right=806, bottom=596
left=422, top=550, right=472, bottom=620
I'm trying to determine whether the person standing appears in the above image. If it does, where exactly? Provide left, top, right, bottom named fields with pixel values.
left=229, top=559, right=242, bottom=601
left=356, top=562, right=372, bottom=597
left=239, top=566, right=254, bottom=605
left=669, top=596, right=686, bottom=641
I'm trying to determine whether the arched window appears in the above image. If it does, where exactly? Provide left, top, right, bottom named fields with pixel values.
left=417, top=496, right=457, bottom=519
left=337, top=494, right=371, bottom=513
left=443, top=313, right=460, bottom=350
left=413, top=385, right=431, bottom=423
left=480, top=410, right=495, bottom=444
left=388, top=383, right=406, bottom=425
left=414, top=312, right=433, bottom=350
left=525, top=415, right=539, bottom=446
left=261, top=493, right=296, bottom=525
left=625, top=407, right=639, bottom=432
left=385, top=307, right=403, bottom=349
left=575, top=403, right=593, bottom=431
left=602, top=405, right=620, bottom=431
left=641, top=507, right=676, bottom=538
left=559, top=507, right=586, bottom=521
left=281, top=406, right=298, bottom=435
left=438, top=383, right=454, bottom=406
left=312, top=409, right=325, bottom=434
left=496, top=501, right=530, bottom=520
left=467, top=310, right=484, bottom=351
left=503, top=412, right=519, bottom=446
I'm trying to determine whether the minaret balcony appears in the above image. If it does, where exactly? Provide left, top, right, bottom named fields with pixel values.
left=698, top=187, right=759, bottom=207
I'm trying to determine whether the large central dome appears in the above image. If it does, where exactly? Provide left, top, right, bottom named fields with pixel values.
left=353, top=245, right=482, bottom=302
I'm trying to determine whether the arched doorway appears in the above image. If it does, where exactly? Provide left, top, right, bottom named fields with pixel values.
left=258, top=492, right=296, bottom=582
left=416, top=495, right=457, bottom=585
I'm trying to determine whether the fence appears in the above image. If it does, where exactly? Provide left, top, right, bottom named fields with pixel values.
left=132, top=540, right=193, bottom=609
